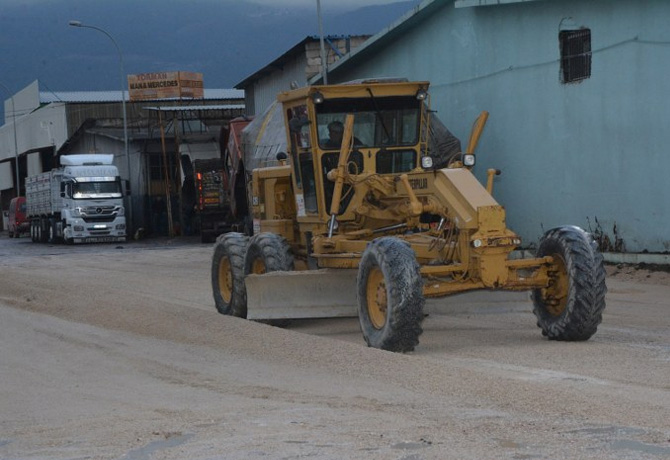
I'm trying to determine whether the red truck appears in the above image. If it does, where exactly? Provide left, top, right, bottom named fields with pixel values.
left=8, top=196, right=29, bottom=238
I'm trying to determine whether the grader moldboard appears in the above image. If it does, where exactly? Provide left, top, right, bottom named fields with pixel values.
left=211, top=79, right=606, bottom=352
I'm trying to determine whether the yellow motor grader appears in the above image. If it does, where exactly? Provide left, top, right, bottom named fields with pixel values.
left=211, top=79, right=606, bottom=352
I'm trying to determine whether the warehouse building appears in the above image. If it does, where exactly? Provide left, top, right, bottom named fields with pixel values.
left=0, top=80, right=244, bottom=235
left=235, top=35, right=370, bottom=116
left=298, top=0, right=670, bottom=255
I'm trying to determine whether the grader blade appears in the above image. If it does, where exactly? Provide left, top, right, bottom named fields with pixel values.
left=245, top=269, right=359, bottom=320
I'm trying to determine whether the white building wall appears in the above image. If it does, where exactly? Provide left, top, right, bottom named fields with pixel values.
left=251, top=55, right=308, bottom=116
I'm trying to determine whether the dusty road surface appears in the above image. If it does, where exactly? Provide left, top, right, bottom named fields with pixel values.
left=0, top=234, right=669, bottom=460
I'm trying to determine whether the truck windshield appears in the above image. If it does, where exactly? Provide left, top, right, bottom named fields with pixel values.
left=72, top=181, right=122, bottom=199
left=316, top=96, right=420, bottom=149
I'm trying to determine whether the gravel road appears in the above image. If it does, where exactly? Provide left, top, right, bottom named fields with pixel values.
left=0, top=235, right=668, bottom=460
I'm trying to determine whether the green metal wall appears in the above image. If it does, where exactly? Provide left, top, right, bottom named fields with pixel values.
left=327, top=0, right=670, bottom=253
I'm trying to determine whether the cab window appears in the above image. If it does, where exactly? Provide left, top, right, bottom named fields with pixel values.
left=376, top=149, right=416, bottom=174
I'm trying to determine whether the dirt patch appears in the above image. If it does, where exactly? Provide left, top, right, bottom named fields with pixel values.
left=606, top=263, right=670, bottom=285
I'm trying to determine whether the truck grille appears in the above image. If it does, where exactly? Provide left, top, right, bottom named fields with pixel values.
left=81, top=205, right=120, bottom=223
left=87, top=228, right=113, bottom=236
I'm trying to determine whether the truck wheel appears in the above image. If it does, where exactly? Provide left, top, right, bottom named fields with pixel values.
left=532, top=226, right=607, bottom=341
left=357, top=237, right=424, bottom=352
left=62, top=220, right=73, bottom=244
left=38, top=219, right=48, bottom=243
left=34, top=221, right=40, bottom=242
left=211, top=232, right=249, bottom=317
left=33, top=221, right=40, bottom=242
left=48, top=218, right=58, bottom=244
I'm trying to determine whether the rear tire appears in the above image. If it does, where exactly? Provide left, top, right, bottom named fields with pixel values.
left=41, top=218, right=50, bottom=243
left=532, top=226, right=607, bottom=341
left=357, top=237, right=424, bottom=352
left=211, top=232, right=249, bottom=317
left=244, top=232, right=294, bottom=275
left=244, top=232, right=294, bottom=326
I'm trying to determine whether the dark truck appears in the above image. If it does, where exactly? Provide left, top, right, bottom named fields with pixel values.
left=193, top=158, right=232, bottom=243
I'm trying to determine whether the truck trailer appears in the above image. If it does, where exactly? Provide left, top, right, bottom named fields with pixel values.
left=26, top=154, right=127, bottom=244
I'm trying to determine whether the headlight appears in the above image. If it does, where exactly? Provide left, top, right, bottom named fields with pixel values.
left=463, top=154, right=476, bottom=167
left=421, top=156, right=433, bottom=169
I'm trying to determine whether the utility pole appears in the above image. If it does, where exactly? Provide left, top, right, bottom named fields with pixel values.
left=69, top=20, right=133, bottom=232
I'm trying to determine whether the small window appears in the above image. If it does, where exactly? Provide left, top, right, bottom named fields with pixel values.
left=376, top=150, right=416, bottom=174
left=560, top=28, right=591, bottom=83
left=299, top=154, right=317, bottom=213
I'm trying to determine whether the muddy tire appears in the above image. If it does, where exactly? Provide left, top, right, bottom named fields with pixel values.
left=211, top=232, right=249, bottom=317
left=244, top=232, right=294, bottom=275
left=244, top=232, right=294, bottom=327
left=532, top=226, right=607, bottom=341
left=357, top=237, right=424, bottom=352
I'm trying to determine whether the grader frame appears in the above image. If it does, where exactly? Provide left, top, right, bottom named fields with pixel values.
left=211, top=80, right=606, bottom=352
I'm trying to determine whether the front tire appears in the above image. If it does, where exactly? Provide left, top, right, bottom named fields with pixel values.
left=357, top=237, right=425, bottom=352
left=211, top=233, right=249, bottom=317
left=532, top=226, right=607, bottom=341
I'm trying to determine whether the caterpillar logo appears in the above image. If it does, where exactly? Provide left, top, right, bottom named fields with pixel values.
left=409, top=178, right=428, bottom=190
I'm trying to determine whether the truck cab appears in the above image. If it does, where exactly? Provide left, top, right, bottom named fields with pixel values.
left=26, top=154, right=127, bottom=244
left=8, top=196, right=29, bottom=238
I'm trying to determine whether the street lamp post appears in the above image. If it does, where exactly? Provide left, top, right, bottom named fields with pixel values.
left=68, top=20, right=132, bottom=232
left=316, top=0, right=328, bottom=84
left=0, top=81, right=21, bottom=197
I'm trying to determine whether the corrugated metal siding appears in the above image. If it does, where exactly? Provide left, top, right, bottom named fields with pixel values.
left=325, top=0, right=670, bottom=253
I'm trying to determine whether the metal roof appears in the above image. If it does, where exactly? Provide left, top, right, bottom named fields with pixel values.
left=234, top=35, right=370, bottom=89
left=310, top=0, right=444, bottom=84
left=39, top=88, right=244, bottom=104
left=143, top=105, right=245, bottom=112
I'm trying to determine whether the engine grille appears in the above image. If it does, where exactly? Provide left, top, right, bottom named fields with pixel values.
left=80, top=206, right=120, bottom=223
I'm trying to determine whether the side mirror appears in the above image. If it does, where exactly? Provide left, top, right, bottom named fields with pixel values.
left=124, top=179, right=131, bottom=196
left=276, top=152, right=288, bottom=161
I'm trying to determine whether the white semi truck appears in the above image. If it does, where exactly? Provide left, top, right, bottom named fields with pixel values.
left=26, top=154, right=127, bottom=244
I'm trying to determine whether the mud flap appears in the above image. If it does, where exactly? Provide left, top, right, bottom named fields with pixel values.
left=245, top=269, right=358, bottom=320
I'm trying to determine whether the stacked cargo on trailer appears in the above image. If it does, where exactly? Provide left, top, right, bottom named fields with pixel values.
left=26, top=154, right=127, bottom=244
